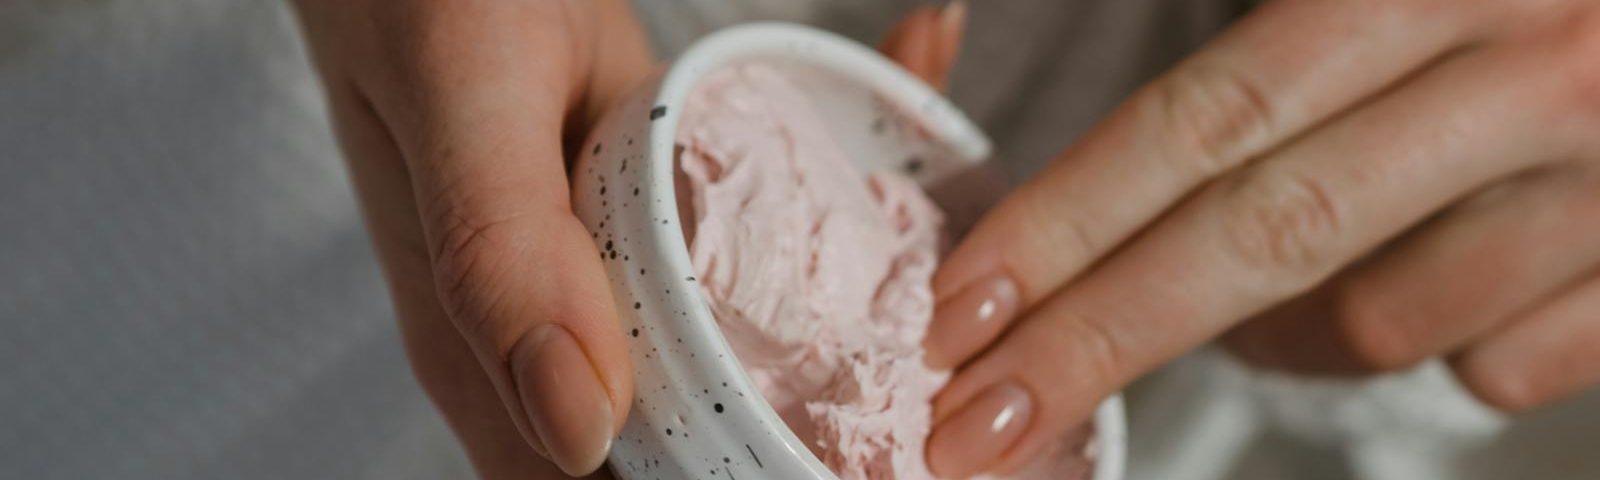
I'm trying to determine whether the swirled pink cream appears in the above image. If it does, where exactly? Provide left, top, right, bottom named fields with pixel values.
left=678, top=63, right=1094, bottom=479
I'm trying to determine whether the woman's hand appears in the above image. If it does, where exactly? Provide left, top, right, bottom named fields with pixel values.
left=922, top=1, right=1600, bottom=477
left=291, top=1, right=650, bottom=477
left=290, top=1, right=964, bottom=478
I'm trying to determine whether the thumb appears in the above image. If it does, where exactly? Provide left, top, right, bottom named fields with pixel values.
left=359, top=3, right=649, bottom=476
left=296, top=0, right=653, bottom=477
left=879, top=1, right=968, bottom=92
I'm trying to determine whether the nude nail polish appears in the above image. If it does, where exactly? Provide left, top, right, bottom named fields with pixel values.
left=924, top=274, right=1020, bottom=369
left=939, top=0, right=967, bottom=37
left=513, top=323, right=616, bottom=476
left=926, top=382, right=1034, bottom=478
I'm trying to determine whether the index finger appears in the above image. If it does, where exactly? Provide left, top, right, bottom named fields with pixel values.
left=930, top=29, right=1585, bottom=476
left=922, top=0, right=1509, bottom=369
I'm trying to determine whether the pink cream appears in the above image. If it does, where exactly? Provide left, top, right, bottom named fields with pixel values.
left=678, top=63, right=1093, bottom=480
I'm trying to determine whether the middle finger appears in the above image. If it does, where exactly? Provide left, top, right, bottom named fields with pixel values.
left=1227, top=168, right=1600, bottom=375
left=923, top=0, right=1500, bottom=369
left=933, top=38, right=1582, bottom=476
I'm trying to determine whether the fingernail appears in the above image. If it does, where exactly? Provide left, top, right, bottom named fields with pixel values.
left=924, top=274, right=1019, bottom=369
left=932, top=0, right=967, bottom=91
left=513, top=323, right=615, bottom=476
left=927, top=382, right=1034, bottom=478
left=939, top=0, right=967, bottom=36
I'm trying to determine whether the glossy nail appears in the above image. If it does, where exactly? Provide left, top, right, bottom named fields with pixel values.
left=926, top=382, right=1034, bottom=478
left=929, top=0, right=966, bottom=91
left=924, top=274, right=1020, bottom=369
left=939, top=0, right=966, bottom=39
left=513, top=323, right=615, bottom=476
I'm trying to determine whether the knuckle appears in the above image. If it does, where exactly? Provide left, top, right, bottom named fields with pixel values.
left=1216, top=169, right=1347, bottom=284
left=1491, top=0, right=1572, bottom=29
left=1346, top=0, right=1410, bottom=19
left=1333, top=285, right=1425, bottom=372
left=429, top=205, right=530, bottom=344
left=1374, top=0, right=1523, bottom=33
left=1006, top=188, right=1103, bottom=292
left=1032, top=313, right=1129, bottom=400
left=1151, top=60, right=1276, bottom=176
left=1560, top=12, right=1600, bottom=121
left=1372, top=0, right=1455, bottom=22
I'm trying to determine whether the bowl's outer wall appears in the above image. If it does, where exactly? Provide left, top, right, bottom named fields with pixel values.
left=571, top=23, right=1126, bottom=480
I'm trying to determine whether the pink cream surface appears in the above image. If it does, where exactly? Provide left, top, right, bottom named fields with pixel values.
left=677, top=63, right=1093, bottom=480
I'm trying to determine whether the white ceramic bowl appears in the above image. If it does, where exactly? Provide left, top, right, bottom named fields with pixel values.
left=570, top=23, right=1126, bottom=480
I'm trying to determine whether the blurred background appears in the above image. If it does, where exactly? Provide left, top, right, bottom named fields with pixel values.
left=0, top=2, right=468, bottom=478
left=3, top=2, right=1597, bottom=480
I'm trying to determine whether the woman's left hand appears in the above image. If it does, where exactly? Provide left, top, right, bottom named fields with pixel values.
left=922, top=1, right=1600, bottom=477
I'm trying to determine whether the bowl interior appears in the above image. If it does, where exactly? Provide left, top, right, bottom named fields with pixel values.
left=576, top=23, right=1121, bottom=480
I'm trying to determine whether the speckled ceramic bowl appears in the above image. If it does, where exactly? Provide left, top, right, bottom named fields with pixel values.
left=570, top=23, right=1126, bottom=480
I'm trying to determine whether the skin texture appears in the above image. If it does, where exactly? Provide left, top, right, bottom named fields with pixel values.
left=921, top=0, right=1600, bottom=477
left=291, top=1, right=650, bottom=477
left=288, top=1, right=961, bottom=478
left=289, top=0, right=1600, bottom=478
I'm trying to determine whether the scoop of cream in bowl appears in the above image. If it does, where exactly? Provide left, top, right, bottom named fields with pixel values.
left=678, top=63, right=1096, bottom=479
left=570, top=24, right=1124, bottom=480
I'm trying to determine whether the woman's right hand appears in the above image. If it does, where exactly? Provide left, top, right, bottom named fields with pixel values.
left=288, top=1, right=965, bottom=478
left=290, top=1, right=651, bottom=477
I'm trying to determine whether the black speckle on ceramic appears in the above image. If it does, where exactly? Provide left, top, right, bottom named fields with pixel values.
left=561, top=25, right=1060, bottom=480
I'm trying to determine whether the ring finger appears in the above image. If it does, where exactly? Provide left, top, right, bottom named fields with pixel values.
left=930, top=35, right=1589, bottom=477
left=1225, top=166, right=1600, bottom=376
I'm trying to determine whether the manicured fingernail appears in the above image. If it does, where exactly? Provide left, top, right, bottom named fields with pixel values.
left=927, top=382, right=1034, bottom=478
left=513, top=323, right=615, bottom=476
left=939, top=0, right=967, bottom=36
left=924, top=274, right=1019, bottom=369
left=930, top=0, right=967, bottom=90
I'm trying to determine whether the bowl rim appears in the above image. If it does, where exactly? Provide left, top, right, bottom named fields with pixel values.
left=629, top=22, right=1124, bottom=480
